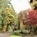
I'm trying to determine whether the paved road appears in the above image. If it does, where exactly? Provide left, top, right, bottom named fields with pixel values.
left=22, top=35, right=37, bottom=37
left=0, top=32, right=11, bottom=37
left=0, top=33, right=37, bottom=37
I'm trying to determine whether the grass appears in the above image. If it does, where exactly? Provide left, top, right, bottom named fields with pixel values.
left=10, top=35, right=22, bottom=37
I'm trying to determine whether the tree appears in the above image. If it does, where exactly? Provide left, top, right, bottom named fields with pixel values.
left=0, top=0, right=18, bottom=32
left=25, top=9, right=37, bottom=26
left=0, top=0, right=10, bottom=32
left=18, top=10, right=28, bottom=30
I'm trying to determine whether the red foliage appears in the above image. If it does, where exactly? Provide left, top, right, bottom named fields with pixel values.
left=25, top=9, right=37, bottom=25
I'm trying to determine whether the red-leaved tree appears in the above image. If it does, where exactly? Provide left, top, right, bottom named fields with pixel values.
left=25, top=9, right=37, bottom=26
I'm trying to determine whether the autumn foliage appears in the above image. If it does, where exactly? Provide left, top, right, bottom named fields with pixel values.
left=25, top=9, right=37, bottom=25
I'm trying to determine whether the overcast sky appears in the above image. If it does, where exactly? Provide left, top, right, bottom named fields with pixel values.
left=10, top=0, right=31, bottom=14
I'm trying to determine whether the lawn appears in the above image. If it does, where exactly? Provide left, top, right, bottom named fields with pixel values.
left=10, top=35, right=22, bottom=37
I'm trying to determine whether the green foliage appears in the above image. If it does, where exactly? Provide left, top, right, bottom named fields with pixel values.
left=0, top=0, right=18, bottom=32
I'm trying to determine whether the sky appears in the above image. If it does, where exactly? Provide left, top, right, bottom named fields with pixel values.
left=10, top=0, right=31, bottom=14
